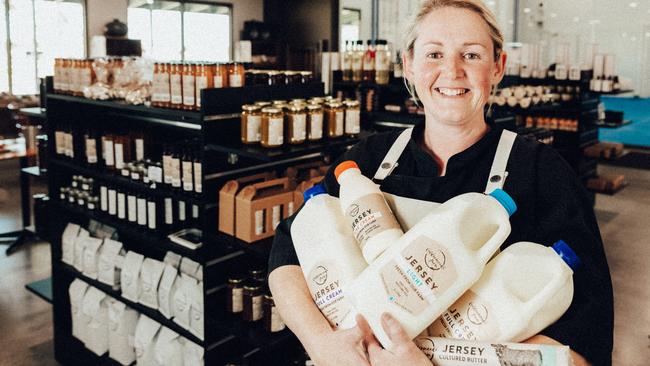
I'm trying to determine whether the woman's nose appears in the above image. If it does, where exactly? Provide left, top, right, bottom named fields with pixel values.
left=441, top=57, right=465, bottom=79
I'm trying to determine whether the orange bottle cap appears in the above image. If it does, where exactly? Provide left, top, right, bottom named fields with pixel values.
left=334, top=160, right=359, bottom=180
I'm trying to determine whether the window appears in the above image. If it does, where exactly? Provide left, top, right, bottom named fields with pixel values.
left=127, top=0, right=232, bottom=62
left=340, top=8, right=361, bottom=51
left=2, top=0, right=86, bottom=95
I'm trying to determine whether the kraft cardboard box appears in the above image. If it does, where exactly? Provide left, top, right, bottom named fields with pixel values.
left=218, top=171, right=276, bottom=235
left=235, top=177, right=294, bottom=243
left=284, top=161, right=329, bottom=189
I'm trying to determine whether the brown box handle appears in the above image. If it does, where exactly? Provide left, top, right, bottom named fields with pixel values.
left=237, top=177, right=290, bottom=201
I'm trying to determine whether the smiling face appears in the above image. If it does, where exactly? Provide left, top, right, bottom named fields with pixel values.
left=404, top=7, right=506, bottom=128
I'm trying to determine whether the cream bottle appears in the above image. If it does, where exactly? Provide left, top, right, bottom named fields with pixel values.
left=291, top=184, right=367, bottom=329
left=428, top=240, right=579, bottom=343
left=335, top=160, right=403, bottom=263
left=345, top=189, right=517, bottom=348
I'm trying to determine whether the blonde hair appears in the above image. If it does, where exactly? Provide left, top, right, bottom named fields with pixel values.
left=402, top=0, right=504, bottom=107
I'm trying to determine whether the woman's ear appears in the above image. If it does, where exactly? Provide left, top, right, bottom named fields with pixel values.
left=493, top=51, right=508, bottom=85
left=402, top=52, right=414, bottom=83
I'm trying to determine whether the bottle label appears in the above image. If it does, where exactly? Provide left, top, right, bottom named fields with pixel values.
left=255, top=210, right=264, bottom=235
left=229, top=74, right=242, bottom=87
left=308, top=261, right=355, bottom=328
left=163, top=154, right=172, bottom=184
left=114, top=143, right=124, bottom=169
left=117, top=193, right=126, bottom=219
left=135, top=138, right=144, bottom=161
left=345, top=110, right=360, bottom=134
left=195, top=76, right=208, bottom=107
left=345, top=193, right=401, bottom=249
left=310, top=114, right=323, bottom=140
left=292, top=114, right=307, bottom=141
left=171, top=158, right=181, bottom=188
left=149, top=165, right=163, bottom=184
left=269, top=117, right=284, bottom=146
left=231, top=288, right=243, bottom=312
left=55, top=131, right=63, bottom=154
left=428, top=289, right=501, bottom=341
left=108, top=190, right=117, bottom=215
left=137, top=198, right=147, bottom=226
left=272, top=205, right=282, bottom=229
left=182, top=160, right=193, bottom=191
left=376, top=52, right=390, bottom=72
left=100, top=186, right=108, bottom=211
left=379, top=236, right=457, bottom=315
left=164, top=198, right=173, bottom=225
left=335, top=111, right=344, bottom=136
left=193, top=162, right=202, bottom=193
left=178, top=201, right=186, bottom=221
left=152, top=73, right=162, bottom=102
left=213, top=75, right=224, bottom=88
left=147, top=201, right=157, bottom=230
left=252, top=294, right=263, bottom=321
left=247, top=115, right=262, bottom=142
left=86, top=138, right=97, bottom=164
left=160, top=73, right=170, bottom=102
left=127, top=195, right=137, bottom=222
left=183, top=75, right=195, bottom=106
left=170, top=74, right=182, bottom=104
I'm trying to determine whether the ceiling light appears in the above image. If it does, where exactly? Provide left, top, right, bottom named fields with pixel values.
left=631, top=36, right=638, bottom=41
left=487, top=1, right=496, bottom=6
left=524, top=7, right=531, bottom=13
left=629, top=2, right=638, bottom=8
left=550, top=13, right=558, bottom=18
left=573, top=16, right=580, bottom=22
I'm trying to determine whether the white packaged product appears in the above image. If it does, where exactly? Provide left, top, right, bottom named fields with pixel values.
left=134, top=315, right=162, bottom=366
left=290, top=185, right=367, bottom=329
left=72, top=228, right=90, bottom=271
left=173, top=273, right=198, bottom=329
left=69, top=279, right=89, bottom=342
left=82, top=237, right=104, bottom=279
left=180, top=257, right=201, bottom=277
left=154, top=327, right=184, bottom=366
left=158, top=263, right=178, bottom=319
left=183, top=339, right=205, bottom=366
left=61, top=223, right=81, bottom=265
left=189, top=280, right=204, bottom=340
left=428, top=240, right=580, bottom=343
left=98, top=239, right=124, bottom=289
left=345, top=189, right=516, bottom=348
left=415, top=337, right=571, bottom=366
left=107, top=298, right=139, bottom=366
left=81, top=286, right=110, bottom=355
left=139, top=258, right=165, bottom=309
left=164, top=251, right=182, bottom=269
left=121, top=251, right=145, bottom=302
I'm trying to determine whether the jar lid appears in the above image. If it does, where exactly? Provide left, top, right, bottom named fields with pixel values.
left=284, top=71, right=298, bottom=75
left=291, top=99, right=306, bottom=104
left=228, top=277, right=244, bottom=284
left=262, top=107, right=282, bottom=114
left=300, top=71, right=313, bottom=76
left=344, top=100, right=360, bottom=107
left=255, top=101, right=272, bottom=107
left=272, top=100, right=286, bottom=105
left=243, top=284, right=261, bottom=291
left=306, top=104, right=323, bottom=111
left=268, top=71, right=281, bottom=76
left=287, top=104, right=305, bottom=112
left=242, top=104, right=260, bottom=112
left=326, top=101, right=343, bottom=108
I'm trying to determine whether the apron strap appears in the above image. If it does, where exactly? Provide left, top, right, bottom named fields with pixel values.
left=484, top=130, right=517, bottom=194
left=373, top=128, right=414, bottom=182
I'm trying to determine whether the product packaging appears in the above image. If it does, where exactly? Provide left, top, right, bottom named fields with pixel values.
left=81, top=286, right=110, bottom=355
left=107, top=298, right=139, bottom=366
left=173, top=273, right=197, bottom=329
left=98, top=239, right=124, bottom=289
left=183, top=339, right=205, bottom=366
left=72, top=228, right=90, bottom=271
left=82, top=237, right=104, bottom=279
left=158, top=263, right=179, bottom=319
left=153, top=327, right=184, bottom=366
left=69, top=279, right=90, bottom=342
left=235, top=177, right=294, bottom=242
left=139, top=258, right=165, bottom=309
left=61, top=223, right=81, bottom=265
left=121, top=251, right=145, bottom=302
left=189, top=280, right=204, bottom=340
left=134, top=314, right=162, bottom=366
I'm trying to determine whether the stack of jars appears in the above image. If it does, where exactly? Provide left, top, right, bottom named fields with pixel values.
left=53, top=58, right=95, bottom=96
left=244, top=70, right=313, bottom=86
left=240, top=97, right=361, bottom=148
left=226, top=269, right=286, bottom=333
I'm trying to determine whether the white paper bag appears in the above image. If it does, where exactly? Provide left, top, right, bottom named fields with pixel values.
left=154, top=327, right=184, bottom=366
left=134, top=315, right=162, bottom=366
left=158, top=264, right=178, bottom=319
left=69, top=279, right=89, bottom=342
left=72, top=228, right=90, bottom=271
left=180, top=257, right=200, bottom=277
left=172, top=274, right=197, bottom=329
left=121, top=251, right=145, bottom=302
left=82, top=237, right=103, bottom=279
left=164, top=251, right=182, bottom=269
left=62, top=223, right=81, bottom=265
left=98, top=239, right=124, bottom=289
left=139, top=258, right=165, bottom=309
left=183, top=339, right=205, bottom=366
left=189, top=281, right=204, bottom=340
left=81, top=286, right=109, bottom=355
left=108, top=298, right=139, bottom=366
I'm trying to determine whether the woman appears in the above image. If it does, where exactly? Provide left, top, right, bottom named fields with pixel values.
left=268, top=1, right=613, bottom=366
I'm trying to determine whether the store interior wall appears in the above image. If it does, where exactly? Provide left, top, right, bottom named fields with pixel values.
left=339, top=0, right=373, bottom=43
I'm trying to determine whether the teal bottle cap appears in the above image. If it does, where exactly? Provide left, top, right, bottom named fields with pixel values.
left=488, top=189, right=517, bottom=217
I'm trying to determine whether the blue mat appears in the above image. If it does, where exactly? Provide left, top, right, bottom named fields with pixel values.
left=599, top=97, right=650, bottom=148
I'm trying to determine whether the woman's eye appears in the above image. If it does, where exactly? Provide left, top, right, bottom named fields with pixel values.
left=427, top=52, right=443, bottom=59
left=464, top=53, right=481, bottom=60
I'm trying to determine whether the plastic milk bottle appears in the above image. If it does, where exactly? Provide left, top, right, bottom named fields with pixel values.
left=291, top=185, right=368, bottom=329
left=345, top=189, right=517, bottom=348
left=335, top=161, right=403, bottom=263
left=428, top=240, right=580, bottom=343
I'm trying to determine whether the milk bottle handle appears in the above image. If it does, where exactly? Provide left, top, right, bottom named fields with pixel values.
left=521, top=261, right=566, bottom=317
left=475, top=224, right=510, bottom=264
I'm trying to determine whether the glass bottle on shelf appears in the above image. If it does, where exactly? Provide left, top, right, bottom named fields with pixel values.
left=182, top=63, right=196, bottom=110
left=363, top=40, right=376, bottom=82
left=192, top=150, right=202, bottom=195
left=325, top=102, right=344, bottom=138
left=195, top=63, right=209, bottom=110
left=352, top=40, right=364, bottom=83
left=213, top=63, right=228, bottom=88
left=170, top=147, right=182, bottom=190
left=84, top=128, right=98, bottom=166
left=375, top=40, right=390, bottom=85
left=241, top=104, right=262, bottom=144
left=286, top=104, right=307, bottom=145
left=306, top=104, right=324, bottom=141
left=181, top=149, right=194, bottom=192
left=170, top=63, right=183, bottom=109
left=228, top=62, right=245, bottom=87
left=342, top=40, right=353, bottom=82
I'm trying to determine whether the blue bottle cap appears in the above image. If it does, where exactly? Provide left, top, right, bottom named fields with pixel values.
left=488, top=189, right=517, bottom=217
left=552, top=240, right=581, bottom=270
left=303, top=184, right=327, bottom=202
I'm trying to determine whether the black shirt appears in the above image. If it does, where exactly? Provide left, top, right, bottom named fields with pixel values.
left=268, top=122, right=614, bottom=365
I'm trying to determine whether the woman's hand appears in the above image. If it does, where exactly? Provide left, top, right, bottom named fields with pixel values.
left=358, top=313, right=432, bottom=366
left=308, top=323, right=372, bottom=366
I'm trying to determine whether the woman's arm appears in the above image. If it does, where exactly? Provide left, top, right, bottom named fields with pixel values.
left=268, top=265, right=370, bottom=366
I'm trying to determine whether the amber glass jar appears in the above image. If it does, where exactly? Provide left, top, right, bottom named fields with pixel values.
left=285, top=71, right=302, bottom=85
left=261, top=107, right=284, bottom=148
left=300, top=71, right=313, bottom=84
left=170, top=63, right=183, bottom=108
left=306, top=104, right=324, bottom=141
left=195, top=63, right=209, bottom=109
left=263, top=294, right=286, bottom=333
left=241, top=104, right=262, bottom=144
left=325, top=102, right=344, bottom=138
left=182, top=63, right=196, bottom=110
left=242, top=284, right=263, bottom=322
left=285, top=104, right=307, bottom=145
left=343, top=99, right=361, bottom=137
left=291, top=99, right=306, bottom=105
left=213, top=63, right=228, bottom=88
left=228, top=62, right=245, bottom=87
left=226, top=277, right=244, bottom=313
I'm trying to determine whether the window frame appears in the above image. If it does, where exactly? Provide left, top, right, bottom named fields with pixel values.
left=127, top=0, right=233, bottom=62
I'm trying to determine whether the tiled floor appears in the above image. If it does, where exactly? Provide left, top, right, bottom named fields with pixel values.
left=0, top=160, right=649, bottom=365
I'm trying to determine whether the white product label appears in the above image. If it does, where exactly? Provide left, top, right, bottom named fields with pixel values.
left=170, top=75, right=182, bottom=104
left=213, top=75, right=224, bottom=88
left=182, top=160, right=193, bottom=191
left=193, top=162, right=202, bottom=193
left=163, top=155, right=172, bottom=184
left=268, top=117, right=284, bottom=146
left=100, top=186, right=108, bottom=211
left=137, top=198, right=147, bottom=226
left=117, top=193, right=126, bottom=219
left=104, top=140, right=114, bottom=167
left=255, top=210, right=264, bottom=235
left=307, top=261, right=355, bottom=328
left=164, top=198, right=173, bottom=225
left=376, top=52, right=390, bottom=71
left=247, top=115, right=262, bottom=142
left=183, top=75, right=195, bottom=106
left=272, top=205, right=281, bottom=229
left=147, top=201, right=157, bottom=230
left=127, top=195, right=137, bottom=222
left=195, top=76, right=207, bottom=107
left=108, top=189, right=117, bottom=216
left=345, top=110, right=360, bottom=134
left=345, top=193, right=401, bottom=249
left=335, top=111, right=344, bottom=136
left=229, top=74, right=242, bottom=87
left=159, top=73, right=170, bottom=102
left=86, top=138, right=97, bottom=164
left=192, top=204, right=199, bottom=220
left=80, top=68, right=92, bottom=89
left=171, top=158, right=181, bottom=188
left=292, top=114, right=307, bottom=141
left=114, top=143, right=124, bottom=170
left=135, top=139, right=144, bottom=161
left=231, top=288, right=243, bottom=313
left=55, top=131, right=64, bottom=154
left=148, top=165, right=163, bottom=184
left=252, top=295, right=263, bottom=321
left=152, top=73, right=162, bottom=102
left=428, top=290, right=501, bottom=341
left=178, top=201, right=186, bottom=221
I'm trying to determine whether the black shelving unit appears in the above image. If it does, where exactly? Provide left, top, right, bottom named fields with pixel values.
left=45, top=79, right=360, bottom=365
